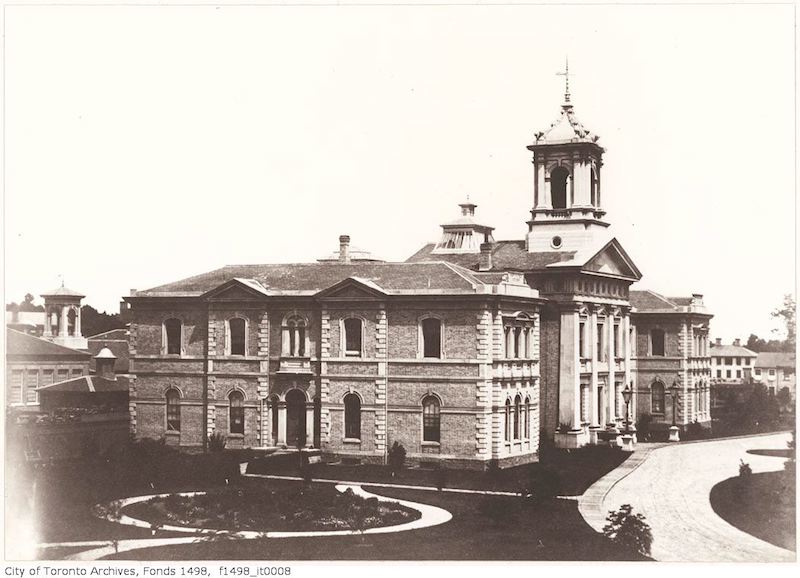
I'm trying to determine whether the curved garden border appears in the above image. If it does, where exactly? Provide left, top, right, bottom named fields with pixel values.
left=95, top=483, right=452, bottom=539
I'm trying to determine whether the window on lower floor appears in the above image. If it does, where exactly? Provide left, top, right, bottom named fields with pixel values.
left=166, top=389, right=181, bottom=431
left=504, top=398, right=512, bottom=442
left=736, top=370, right=742, bottom=378
left=524, top=396, right=531, bottom=439
left=270, top=397, right=279, bottom=441
left=716, top=370, right=722, bottom=378
left=229, top=391, right=244, bottom=435
left=422, top=395, right=441, bottom=442
left=26, top=370, right=38, bottom=403
left=344, top=393, right=361, bottom=439
left=57, top=369, right=68, bottom=382
left=769, top=369, right=776, bottom=376
left=726, top=370, right=732, bottom=378
left=10, top=370, right=23, bottom=404
left=651, top=381, right=665, bottom=414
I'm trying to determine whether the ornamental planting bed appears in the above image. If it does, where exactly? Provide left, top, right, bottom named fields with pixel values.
left=119, top=482, right=420, bottom=533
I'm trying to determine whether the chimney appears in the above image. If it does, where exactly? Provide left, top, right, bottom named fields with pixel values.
left=733, top=338, right=741, bottom=347
left=479, top=242, right=493, bottom=271
left=94, top=347, right=117, bottom=380
left=715, top=338, right=722, bottom=346
left=339, top=235, right=351, bottom=264
left=691, top=293, right=703, bottom=306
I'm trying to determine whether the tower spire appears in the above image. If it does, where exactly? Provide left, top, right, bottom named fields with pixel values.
left=556, top=57, right=572, bottom=106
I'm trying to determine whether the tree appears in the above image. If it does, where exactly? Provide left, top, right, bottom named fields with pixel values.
left=80, top=305, right=125, bottom=337
left=602, top=504, right=653, bottom=557
left=771, top=294, right=796, bottom=349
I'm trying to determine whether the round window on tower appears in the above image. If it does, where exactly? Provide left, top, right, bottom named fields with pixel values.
left=551, top=236, right=563, bottom=249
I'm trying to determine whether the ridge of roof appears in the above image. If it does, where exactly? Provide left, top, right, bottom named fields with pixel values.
left=6, top=328, right=92, bottom=357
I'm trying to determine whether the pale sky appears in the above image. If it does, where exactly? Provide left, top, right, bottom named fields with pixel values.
left=3, top=1, right=796, bottom=343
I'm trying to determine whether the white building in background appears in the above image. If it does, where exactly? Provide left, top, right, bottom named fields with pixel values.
left=709, top=338, right=757, bottom=383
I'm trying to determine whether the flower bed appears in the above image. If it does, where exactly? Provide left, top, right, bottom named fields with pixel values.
left=121, top=483, right=420, bottom=532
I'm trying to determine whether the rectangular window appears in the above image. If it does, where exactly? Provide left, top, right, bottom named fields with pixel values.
left=71, top=369, right=83, bottom=378
left=26, top=370, right=39, bottom=403
left=735, top=357, right=740, bottom=366
left=726, top=370, right=732, bottom=378
left=57, top=369, right=69, bottom=381
left=597, top=323, right=605, bottom=361
left=579, top=321, right=586, bottom=358
left=10, top=371, right=23, bottom=404
left=344, top=318, right=363, bottom=357
left=725, top=357, right=732, bottom=365
left=769, top=369, right=776, bottom=376
left=736, top=370, right=742, bottom=378
left=422, top=318, right=442, bottom=359
left=716, top=370, right=722, bottom=378
left=755, top=369, right=762, bottom=376
left=614, top=323, right=621, bottom=358
left=42, top=369, right=54, bottom=384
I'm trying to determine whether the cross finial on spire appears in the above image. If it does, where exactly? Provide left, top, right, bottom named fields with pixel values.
left=556, top=57, right=572, bottom=105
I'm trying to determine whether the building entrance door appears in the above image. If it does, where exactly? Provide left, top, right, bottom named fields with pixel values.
left=286, top=389, right=306, bottom=448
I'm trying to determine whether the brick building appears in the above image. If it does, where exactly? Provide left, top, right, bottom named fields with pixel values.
left=125, top=82, right=712, bottom=463
left=629, top=290, right=712, bottom=430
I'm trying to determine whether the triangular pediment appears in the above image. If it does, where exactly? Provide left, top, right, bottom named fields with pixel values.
left=202, top=278, right=270, bottom=301
left=582, top=239, right=642, bottom=280
left=316, top=277, right=387, bottom=301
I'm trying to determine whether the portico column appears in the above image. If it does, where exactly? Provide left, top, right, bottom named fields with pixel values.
left=558, top=308, right=581, bottom=430
left=590, top=308, right=599, bottom=426
left=305, top=402, right=315, bottom=448
left=607, top=313, right=617, bottom=427
left=75, top=308, right=81, bottom=338
left=44, top=307, right=52, bottom=337
left=60, top=305, right=69, bottom=337
left=277, top=401, right=287, bottom=447
left=281, top=327, right=290, bottom=356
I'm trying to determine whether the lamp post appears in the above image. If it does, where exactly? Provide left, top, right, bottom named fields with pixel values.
left=622, top=384, right=633, bottom=433
left=668, top=379, right=681, bottom=442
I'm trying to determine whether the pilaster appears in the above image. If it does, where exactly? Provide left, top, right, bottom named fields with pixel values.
left=319, top=307, right=331, bottom=445
left=257, top=311, right=270, bottom=445
left=375, top=305, right=388, bottom=456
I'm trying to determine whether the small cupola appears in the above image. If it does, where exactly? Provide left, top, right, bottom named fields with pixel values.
left=94, top=347, right=117, bottom=380
left=432, top=200, right=495, bottom=254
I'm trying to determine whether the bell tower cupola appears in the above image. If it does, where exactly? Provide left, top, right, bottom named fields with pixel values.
left=526, top=60, right=609, bottom=252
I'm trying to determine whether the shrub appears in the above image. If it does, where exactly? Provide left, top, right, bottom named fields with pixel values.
left=208, top=432, right=227, bottom=452
left=387, top=442, right=406, bottom=476
left=685, top=420, right=709, bottom=440
left=602, top=504, right=653, bottom=557
left=557, top=422, right=572, bottom=434
left=739, top=459, right=753, bottom=478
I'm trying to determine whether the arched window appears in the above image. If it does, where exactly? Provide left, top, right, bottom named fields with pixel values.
left=651, top=381, right=665, bottom=415
left=67, top=308, right=77, bottom=336
left=343, top=318, right=363, bottom=357
left=514, top=394, right=522, bottom=440
left=421, top=318, right=442, bottom=359
left=422, top=395, right=441, bottom=442
left=651, top=329, right=665, bottom=357
left=550, top=166, right=570, bottom=209
left=229, top=318, right=246, bottom=356
left=164, top=318, right=182, bottom=355
left=229, top=390, right=244, bottom=435
left=344, top=393, right=361, bottom=439
left=504, top=398, right=512, bottom=442
left=524, top=396, right=531, bottom=439
left=166, top=389, right=181, bottom=432
left=284, top=315, right=307, bottom=357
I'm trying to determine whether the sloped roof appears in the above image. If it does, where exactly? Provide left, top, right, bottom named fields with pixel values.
left=37, top=375, right=129, bottom=393
left=87, top=328, right=128, bottom=341
left=135, top=261, right=499, bottom=297
left=6, top=328, right=91, bottom=358
left=709, top=344, right=758, bottom=357
left=406, top=240, right=576, bottom=271
left=755, top=352, right=796, bottom=369
left=630, top=290, right=709, bottom=315
left=41, top=286, right=85, bottom=298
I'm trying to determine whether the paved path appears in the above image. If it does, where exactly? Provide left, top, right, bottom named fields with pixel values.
left=580, top=433, right=795, bottom=562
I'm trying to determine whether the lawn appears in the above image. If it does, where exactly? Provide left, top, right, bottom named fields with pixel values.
left=247, top=444, right=629, bottom=496
left=709, top=470, right=796, bottom=551
left=104, top=485, right=649, bottom=561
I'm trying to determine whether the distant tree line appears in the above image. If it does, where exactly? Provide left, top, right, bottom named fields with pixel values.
left=745, top=294, right=795, bottom=352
